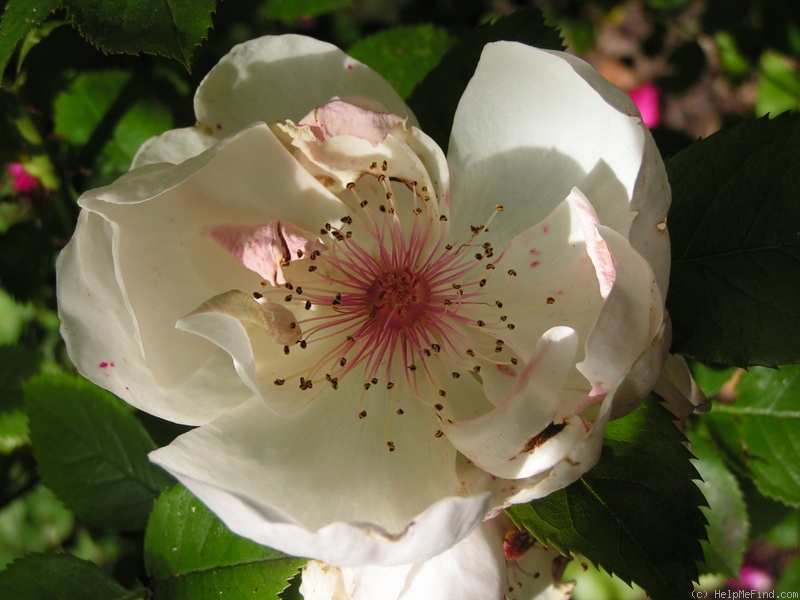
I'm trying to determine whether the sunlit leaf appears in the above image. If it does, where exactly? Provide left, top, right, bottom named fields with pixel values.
left=690, top=432, right=748, bottom=577
left=348, top=25, right=456, bottom=99
left=0, top=553, right=132, bottom=599
left=507, top=397, right=706, bottom=600
left=26, top=374, right=173, bottom=530
left=707, top=365, right=800, bottom=507
left=756, top=51, right=800, bottom=117
left=667, top=113, right=800, bottom=367
left=145, top=484, right=306, bottom=599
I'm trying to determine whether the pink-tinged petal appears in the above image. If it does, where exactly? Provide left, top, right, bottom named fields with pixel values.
left=57, top=212, right=251, bottom=425
left=300, top=523, right=506, bottom=600
left=298, top=99, right=407, bottom=145
left=442, top=327, right=582, bottom=480
left=570, top=188, right=615, bottom=299
left=449, top=42, right=645, bottom=251
left=653, top=353, right=709, bottom=420
left=131, top=126, right=218, bottom=168
left=150, top=392, right=489, bottom=567
left=79, top=124, right=344, bottom=393
left=577, top=223, right=665, bottom=400
left=208, top=221, right=326, bottom=286
left=194, top=35, right=415, bottom=138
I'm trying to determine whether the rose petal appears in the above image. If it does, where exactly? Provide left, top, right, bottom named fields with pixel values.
left=131, top=126, right=218, bottom=168
left=208, top=221, right=326, bottom=286
left=465, top=188, right=604, bottom=364
left=301, top=523, right=506, bottom=599
left=449, top=42, right=646, bottom=251
left=150, top=391, right=489, bottom=566
left=297, top=98, right=407, bottom=145
left=194, top=35, right=416, bottom=139
left=57, top=212, right=251, bottom=425
left=442, top=326, right=582, bottom=479
left=79, top=124, right=343, bottom=393
left=577, top=223, right=665, bottom=401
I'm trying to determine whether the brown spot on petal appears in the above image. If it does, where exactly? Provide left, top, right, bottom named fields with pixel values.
left=522, top=422, right=567, bottom=453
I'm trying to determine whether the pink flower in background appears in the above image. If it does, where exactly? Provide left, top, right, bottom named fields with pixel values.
left=7, top=162, right=41, bottom=195
left=628, top=82, right=661, bottom=129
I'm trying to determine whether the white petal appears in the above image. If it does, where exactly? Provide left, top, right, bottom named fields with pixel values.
left=449, top=42, right=645, bottom=250
left=194, top=35, right=415, bottom=139
left=553, top=52, right=672, bottom=294
left=150, top=394, right=489, bottom=566
left=471, top=189, right=605, bottom=361
left=301, top=523, right=506, bottom=600
left=456, top=391, right=614, bottom=514
left=577, top=223, right=665, bottom=400
left=443, top=327, right=581, bottom=479
left=131, top=126, right=217, bottom=168
left=79, top=124, right=343, bottom=394
left=57, top=212, right=251, bottom=425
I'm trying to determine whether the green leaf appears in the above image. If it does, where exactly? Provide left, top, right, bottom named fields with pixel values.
left=0, top=344, right=39, bottom=411
left=708, top=365, right=800, bottom=507
left=778, top=553, right=800, bottom=594
left=0, top=485, right=74, bottom=569
left=0, top=552, right=132, bottom=599
left=666, top=113, right=800, bottom=367
left=145, top=484, right=306, bottom=599
left=756, top=51, right=800, bottom=118
left=63, top=0, right=217, bottom=68
left=689, top=432, right=748, bottom=577
left=54, top=70, right=174, bottom=184
left=0, top=0, right=60, bottom=81
left=690, top=363, right=738, bottom=399
left=259, top=0, right=351, bottom=23
left=407, top=8, right=563, bottom=152
left=506, top=397, right=706, bottom=600
left=348, top=25, right=456, bottom=99
left=25, top=374, right=173, bottom=531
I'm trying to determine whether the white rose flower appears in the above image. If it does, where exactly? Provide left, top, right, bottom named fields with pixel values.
left=57, top=35, right=696, bottom=568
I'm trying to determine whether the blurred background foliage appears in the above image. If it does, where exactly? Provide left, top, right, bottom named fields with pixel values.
left=0, top=0, right=798, bottom=598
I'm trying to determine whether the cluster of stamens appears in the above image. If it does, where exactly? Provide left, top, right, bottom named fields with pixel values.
left=255, top=160, right=524, bottom=449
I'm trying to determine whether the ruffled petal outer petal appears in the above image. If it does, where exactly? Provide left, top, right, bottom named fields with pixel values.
left=194, top=35, right=415, bottom=140
left=300, top=523, right=505, bottom=600
left=56, top=212, right=252, bottom=425
left=442, top=327, right=582, bottom=480
left=448, top=42, right=646, bottom=251
left=131, top=125, right=217, bottom=168
left=150, top=393, right=489, bottom=567
left=76, top=124, right=345, bottom=409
